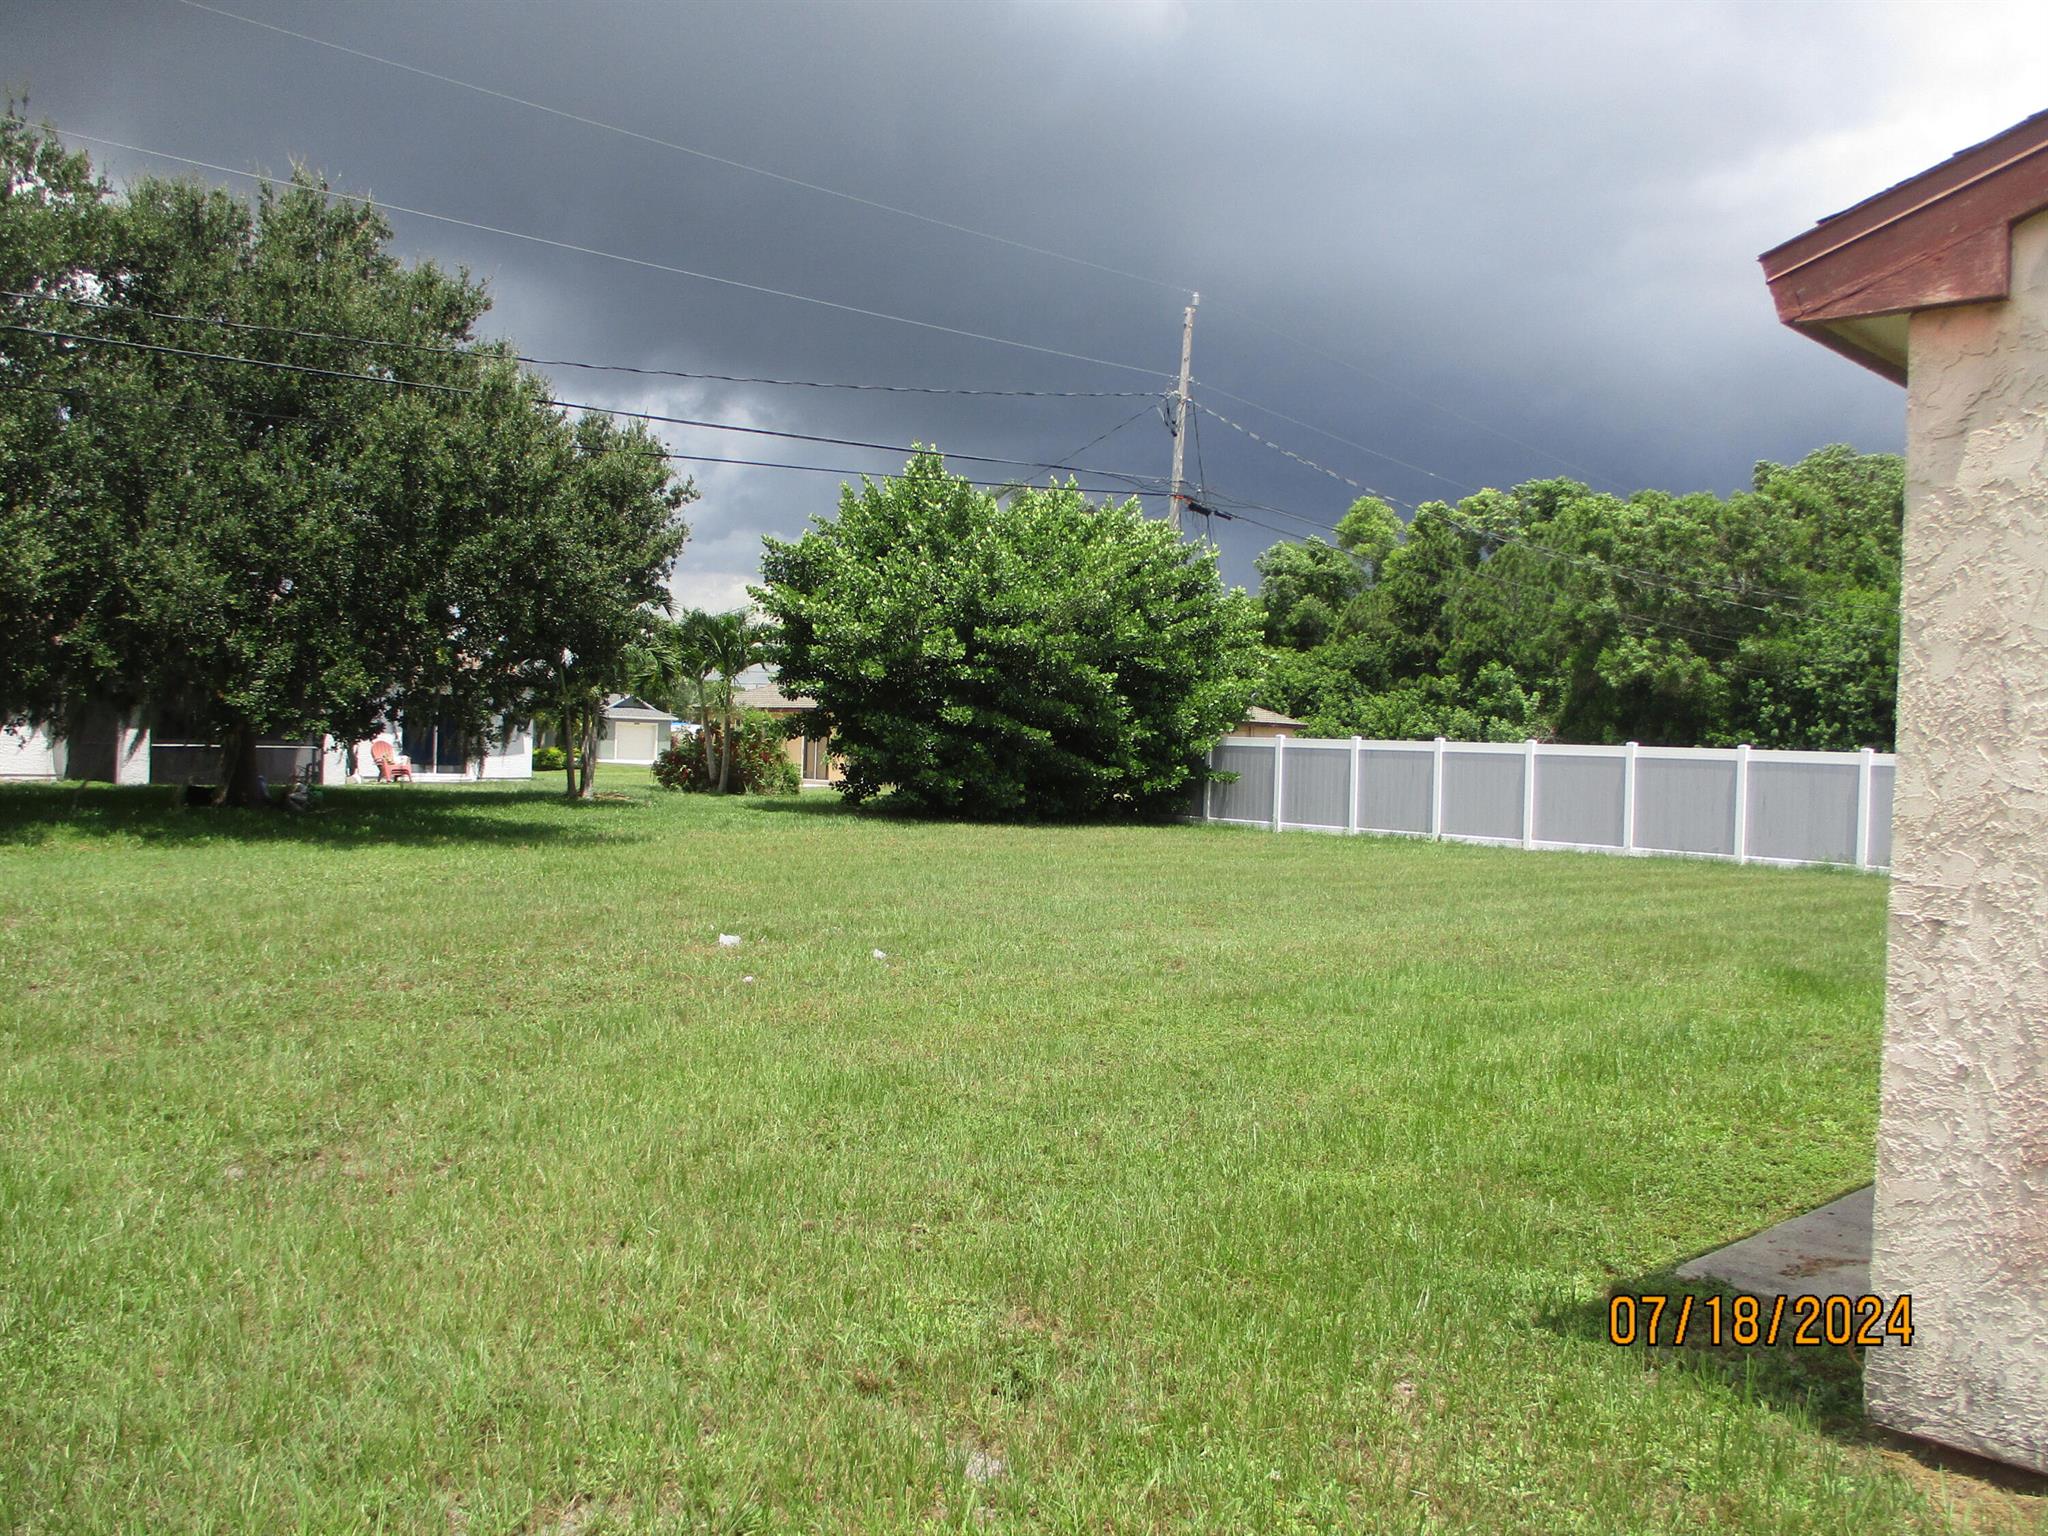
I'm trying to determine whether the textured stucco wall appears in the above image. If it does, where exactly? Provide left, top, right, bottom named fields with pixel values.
left=0, top=722, right=63, bottom=780
left=1866, top=207, right=2048, bottom=1471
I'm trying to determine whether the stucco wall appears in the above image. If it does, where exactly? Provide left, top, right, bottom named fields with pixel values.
left=0, top=722, right=63, bottom=780
left=1866, top=207, right=2048, bottom=1471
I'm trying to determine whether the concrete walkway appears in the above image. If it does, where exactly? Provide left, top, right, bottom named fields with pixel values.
left=1676, top=1186, right=1873, bottom=1297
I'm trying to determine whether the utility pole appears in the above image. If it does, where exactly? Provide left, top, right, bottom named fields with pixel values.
left=1166, top=292, right=1199, bottom=534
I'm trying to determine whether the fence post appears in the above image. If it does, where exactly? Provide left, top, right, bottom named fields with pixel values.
left=1431, top=736, right=1446, bottom=840
left=1522, top=739, right=1538, bottom=850
left=1855, top=746, right=1874, bottom=869
left=1622, top=742, right=1639, bottom=853
left=1347, top=736, right=1362, bottom=836
left=1203, top=743, right=1214, bottom=823
left=1271, top=732, right=1285, bottom=833
left=1734, top=743, right=1752, bottom=864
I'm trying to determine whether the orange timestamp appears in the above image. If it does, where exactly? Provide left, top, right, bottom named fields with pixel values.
left=1608, top=1292, right=1913, bottom=1348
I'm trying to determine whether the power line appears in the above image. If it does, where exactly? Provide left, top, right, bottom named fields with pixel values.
left=1190, top=398, right=1410, bottom=506
left=165, top=0, right=1656, bottom=504
left=170, top=0, right=1196, bottom=302
left=59, top=129, right=1175, bottom=384
left=0, top=378, right=1159, bottom=499
left=1205, top=303, right=1636, bottom=494
left=1185, top=395, right=1809, bottom=615
left=50, top=128, right=1651, bottom=542
left=1, top=287, right=1159, bottom=400
left=1044, top=400, right=1161, bottom=475
left=0, top=330, right=1173, bottom=488
left=1192, top=377, right=1482, bottom=499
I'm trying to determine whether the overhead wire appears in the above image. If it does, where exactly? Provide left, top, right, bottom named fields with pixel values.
left=0, top=287, right=1160, bottom=399
left=1191, top=378, right=1482, bottom=499
left=169, top=0, right=1197, bottom=301
left=17, top=130, right=1807, bottom=621
left=169, top=0, right=1651, bottom=503
left=57, top=130, right=1176, bottom=383
left=1184, top=391, right=1808, bottom=616
left=1204, top=302, right=1637, bottom=494
left=47, top=131, right=1659, bottom=547
left=1190, top=397, right=1410, bottom=506
left=0, top=378, right=1156, bottom=499
left=0, top=324, right=1177, bottom=488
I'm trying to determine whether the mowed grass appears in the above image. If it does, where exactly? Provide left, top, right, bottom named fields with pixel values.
left=0, top=773, right=2036, bottom=1534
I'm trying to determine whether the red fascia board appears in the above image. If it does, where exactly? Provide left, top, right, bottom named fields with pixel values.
left=1758, top=112, right=2048, bottom=372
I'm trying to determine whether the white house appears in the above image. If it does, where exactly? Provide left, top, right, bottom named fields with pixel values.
left=592, top=695, right=677, bottom=766
left=1, top=705, right=532, bottom=786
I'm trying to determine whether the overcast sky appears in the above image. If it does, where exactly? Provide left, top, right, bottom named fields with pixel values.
left=8, top=0, right=2044, bottom=604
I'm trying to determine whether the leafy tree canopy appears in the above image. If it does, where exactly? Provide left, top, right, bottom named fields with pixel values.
left=0, top=115, right=693, bottom=800
left=1254, top=449, right=1903, bottom=749
left=756, top=452, right=1262, bottom=818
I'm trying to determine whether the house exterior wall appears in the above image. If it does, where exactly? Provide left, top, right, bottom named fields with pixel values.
left=2, top=714, right=147, bottom=783
left=0, top=722, right=64, bottom=780
left=758, top=707, right=843, bottom=784
left=1865, top=207, right=2048, bottom=1472
left=597, top=719, right=663, bottom=765
left=350, top=720, right=532, bottom=781
left=480, top=720, right=533, bottom=779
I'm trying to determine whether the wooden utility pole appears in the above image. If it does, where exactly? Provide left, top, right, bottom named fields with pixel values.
left=1166, top=292, right=1199, bottom=533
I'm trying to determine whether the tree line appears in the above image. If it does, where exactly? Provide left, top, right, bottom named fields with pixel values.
left=0, top=115, right=691, bottom=803
left=1252, top=446, right=1903, bottom=750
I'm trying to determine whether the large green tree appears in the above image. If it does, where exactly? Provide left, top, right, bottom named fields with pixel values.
left=756, top=453, right=1262, bottom=818
left=1253, top=449, right=1903, bottom=749
left=0, top=117, right=692, bottom=802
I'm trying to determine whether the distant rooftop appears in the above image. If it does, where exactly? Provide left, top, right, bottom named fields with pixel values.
left=1244, top=705, right=1305, bottom=727
left=734, top=683, right=815, bottom=712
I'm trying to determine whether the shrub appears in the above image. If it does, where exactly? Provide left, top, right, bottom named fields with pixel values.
left=756, top=453, right=1262, bottom=818
left=651, top=711, right=798, bottom=795
left=532, top=745, right=566, bottom=772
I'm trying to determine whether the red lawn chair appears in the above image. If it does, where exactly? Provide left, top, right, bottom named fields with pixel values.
left=369, top=739, right=413, bottom=782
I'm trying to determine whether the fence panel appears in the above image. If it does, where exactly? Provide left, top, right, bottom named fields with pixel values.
left=1197, top=734, right=1892, bottom=871
left=1634, top=755, right=1739, bottom=856
left=1359, top=746, right=1433, bottom=834
left=1441, top=747, right=1525, bottom=842
left=1281, top=741, right=1350, bottom=829
left=1867, top=763, right=1896, bottom=868
left=1209, top=739, right=1275, bottom=823
left=1534, top=750, right=1627, bottom=848
left=1748, top=757, right=1861, bottom=865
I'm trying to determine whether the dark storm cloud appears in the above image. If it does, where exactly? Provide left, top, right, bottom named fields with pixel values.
left=7, top=0, right=2041, bottom=602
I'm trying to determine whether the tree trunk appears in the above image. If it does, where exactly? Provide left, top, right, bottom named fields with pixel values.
left=578, top=708, right=600, bottom=799
left=694, top=678, right=712, bottom=786
left=718, top=689, right=735, bottom=794
left=215, top=723, right=268, bottom=808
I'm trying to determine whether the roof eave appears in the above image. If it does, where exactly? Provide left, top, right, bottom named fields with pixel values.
left=1759, top=111, right=2048, bottom=382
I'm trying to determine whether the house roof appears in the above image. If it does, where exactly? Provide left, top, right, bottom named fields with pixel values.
left=1245, top=705, right=1304, bottom=727
left=734, top=683, right=815, bottom=712
left=1760, top=109, right=2048, bottom=384
left=603, top=693, right=676, bottom=722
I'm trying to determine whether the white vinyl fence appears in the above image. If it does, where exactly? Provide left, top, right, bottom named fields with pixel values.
left=1194, top=736, right=1894, bottom=871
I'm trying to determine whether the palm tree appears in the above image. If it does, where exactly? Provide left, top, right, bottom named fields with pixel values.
left=698, top=609, right=768, bottom=793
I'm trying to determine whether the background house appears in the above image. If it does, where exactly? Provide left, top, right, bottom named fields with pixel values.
left=734, top=683, right=839, bottom=784
left=3, top=707, right=532, bottom=785
left=1233, top=706, right=1304, bottom=740
left=592, top=695, right=677, bottom=766
left=727, top=687, right=1309, bottom=788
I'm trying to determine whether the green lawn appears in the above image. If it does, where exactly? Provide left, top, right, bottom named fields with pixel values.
left=0, top=773, right=2036, bottom=1534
